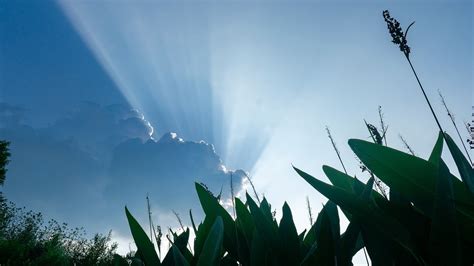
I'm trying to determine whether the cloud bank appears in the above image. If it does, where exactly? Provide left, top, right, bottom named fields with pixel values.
left=0, top=102, right=245, bottom=240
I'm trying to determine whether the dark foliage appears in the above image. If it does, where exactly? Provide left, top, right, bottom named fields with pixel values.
left=0, top=140, right=122, bottom=265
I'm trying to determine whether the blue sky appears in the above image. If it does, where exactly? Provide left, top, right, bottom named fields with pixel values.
left=1, top=0, right=472, bottom=259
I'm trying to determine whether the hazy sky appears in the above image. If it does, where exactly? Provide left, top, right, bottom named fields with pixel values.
left=1, top=0, right=472, bottom=259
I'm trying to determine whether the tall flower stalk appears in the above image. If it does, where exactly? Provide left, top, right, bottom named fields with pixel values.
left=325, top=126, right=348, bottom=174
left=383, top=10, right=448, bottom=142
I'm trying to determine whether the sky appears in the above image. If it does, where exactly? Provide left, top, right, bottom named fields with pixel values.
left=0, top=0, right=472, bottom=261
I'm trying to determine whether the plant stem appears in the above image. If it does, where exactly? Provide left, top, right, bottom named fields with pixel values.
left=326, top=126, right=370, bottom=265
left=378, top=106, right=388, bottom=146
left=306, top=196, right=314, bottom=226
left=405, top=56, right=446, bottom=137
left=453, top=121, right=473, bottom=164
left=244, top=172, right=261, bottom=204
left=230, top=173, right=236, bottom=218
left=399, top=134, right=416, bottom=156
left=439, top=91, right=473, bottom=165
left=326, top=126, right=348, bottom=174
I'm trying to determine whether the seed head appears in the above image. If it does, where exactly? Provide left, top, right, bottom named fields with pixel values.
left=383, top=10, right=414, bottom=58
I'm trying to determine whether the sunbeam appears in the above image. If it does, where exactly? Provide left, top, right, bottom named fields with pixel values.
left=57, top=1, right=318, bottom=172
left=57, top=0, right=472, bottom=209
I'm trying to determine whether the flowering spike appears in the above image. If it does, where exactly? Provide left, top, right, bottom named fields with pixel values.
left=383, top=10, right=412, bottom=58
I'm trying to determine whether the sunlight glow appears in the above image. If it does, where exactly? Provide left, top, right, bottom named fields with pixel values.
left=58, top=1, right=295, bottom=172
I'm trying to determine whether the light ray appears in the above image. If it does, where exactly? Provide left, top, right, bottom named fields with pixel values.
left=58, top=1, right=300, bottom=172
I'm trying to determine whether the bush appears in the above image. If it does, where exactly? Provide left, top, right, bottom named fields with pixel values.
left=0, top=141, right=121, bottom=265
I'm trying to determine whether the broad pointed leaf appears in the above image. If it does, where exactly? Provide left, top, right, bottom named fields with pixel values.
left=444, top=133, right=474, bottom=195
left=125, top=207, right=161, bottom=265
left=197, top=216, right=224, bottom=266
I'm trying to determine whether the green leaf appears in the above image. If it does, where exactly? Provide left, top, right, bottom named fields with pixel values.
left=162, top=245, right=190, bottom=266
left=197, top=216, right=224, bottom=266
left=193, top=215, right=214, bottom=261
left=250, top=230, right=266, bottom=266
left=358, top=177, right=420, bottom=265
left=323, top=165, right=352, bottom=192
left=339, top=222, right=363, bottom=263
left=259, top=198, right=275, bottom=222
left=348, top=139, right=474, bottom=213
left=322, top=165, right=388, bottom=218
left=172, top=245, right=190, bottom=266
left=293, top=166, right=417, bottom=257
left=189, top=209, right=198, bottom=235
left=429, top=160, right=460, bottom=265
left=444, top=133, right=474, bottom=195
left=125, top=206, right=161, bottom=265
left=302, top=203, right=336, bottom=266
left=312, top=203, right=336, bottom=265
left=246, top=192, right=279, bottom=246
left=171, top=229, right=193, bottom=262
left=278, top=202, right=300, bottom=265
left=300, top=242, right=318, bottom=266
left=303, top=219, right=317, bottom=247
left=428, top=132, right=444, bottom=166
left=325, top=201, right=340, bottom=258
left=235, top=197, right=255, bottom=244
left=298, top=229, right=307, bottom=243
left=195, top=183, right=239, bottom=258
left=234, top=197, right=253, bottom=265
left=173, top=229, right=189, bottom=252
left=349, top=138, right=474, bottom=250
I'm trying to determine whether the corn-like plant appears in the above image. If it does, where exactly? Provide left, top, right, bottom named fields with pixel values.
left=294, top=131, right=474, bottom=265
left=123, top=10, right=473, bottom=266
left=124, top=182, right=366, bottom=265
left=292, top=11, right=474, bottom=265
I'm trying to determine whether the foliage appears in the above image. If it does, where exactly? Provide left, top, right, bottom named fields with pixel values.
left=0, top=196, right=119, bottom=265
left=0, top=140, right=10, bottom=186
left=125, top=182, right=365, bottom=265
left=125, top=129, right=474, bottom=265
left=294, top=130, right=474, bottom=265
left=0, top=140, right=121, bottom=265
left=124, top=11, right=474, bottom=261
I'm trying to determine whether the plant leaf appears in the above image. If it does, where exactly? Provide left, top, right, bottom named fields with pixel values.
left=339, top=222, right=363, bottom=263
left=293, top=166, right=417, bottom=257
left=197, top=216, right=224, bottom=266
left=444, top=133, right=474, bottom=195
left=429, top=160, right=460, bottom=264
left=428, top=132, right=444, bottom=166
left=278, top=202, right=300, bottom=265
left=235, top=197, right=254, bottom=243
left=250, top=230, right=266, bottom=266
left=195, top=183, right=239, bottom=258
left=312, top=202, right=336, bottom=265
left=348, top=139, right=474, bottom=212
left=246, top=192, right=279, bottom=246
left=125, top=206, right=161, bottom=265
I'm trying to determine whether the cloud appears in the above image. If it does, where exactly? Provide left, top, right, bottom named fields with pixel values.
left=107, top=131, right=246, bottom=225
left=44, top=102, right=154, bottom=160
left=0, top=102, right=246, bottom=241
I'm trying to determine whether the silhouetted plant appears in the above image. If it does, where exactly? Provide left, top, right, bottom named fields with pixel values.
left=121, top=9, right=474, bottom=266
left=399, top=134, right=416, bottom=156
left=0, top=141, right=122, bottom=265
left=439, top=90, right=473, bottom=164
left=325, top=126, right=348, bottom=174
left=0, top=140, right=10, bottom=187
left=383, top=10, right=448, bottom=138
